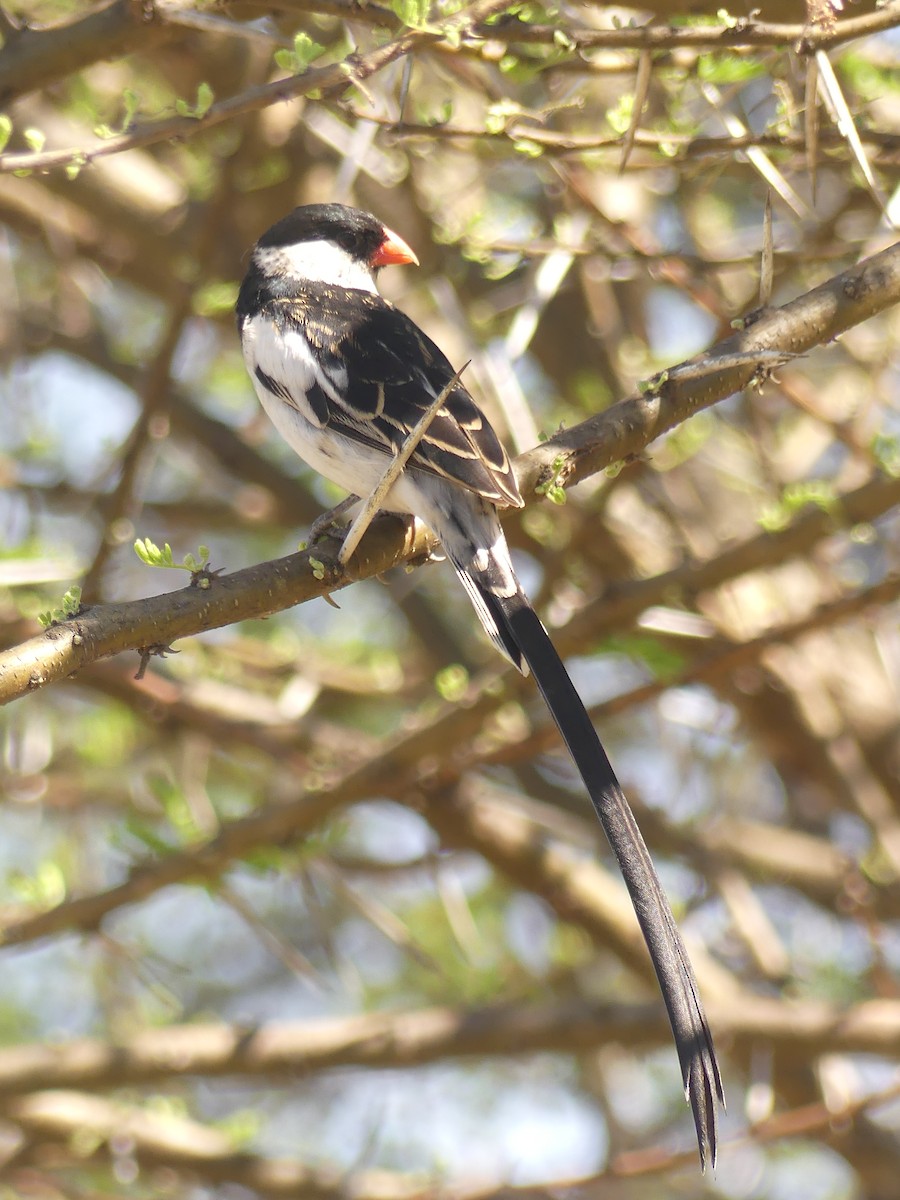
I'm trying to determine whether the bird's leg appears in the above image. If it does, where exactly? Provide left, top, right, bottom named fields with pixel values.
left=308, top=495, right=360, bottom=543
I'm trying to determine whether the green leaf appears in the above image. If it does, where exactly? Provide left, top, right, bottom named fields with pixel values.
left=195, top=81, right=215, bottom=117
left=606, top=93, right=634, bottom=136
left=534, top=455, right=568, bottom=503
left=61, top=585, right=82, bottom=616
left=135, top=538, right=210, bottom=573
left=435, top=663, right=469, bottom=702
left=697, top=53, right=766, bottom=84
left=135, top=537, right=174, bottom=567
left=513, top=137, right=543, bottom=158
left=390, top=0, right=431, bottom=28
left=122, top=88, right=141, bottom=127
left=175, top=83, right=215, bottom=120
left=758, top=479, right=839, bottom=532
left=638, top=368, right=669, bottom=396
left=276, top=31, right=326, bottom=73
left=37, top=585, right=82, bottom=627
left=0, top=115, right=12, bottom=153
left=293, top=31, right=325, bottom=67
left=485, top=100, right=520, bottom=135
left=65, top=154, right=87, bottom=180
left=182, top=546, right=210, bottom=572
left=23, top=127, right=45, bottom=152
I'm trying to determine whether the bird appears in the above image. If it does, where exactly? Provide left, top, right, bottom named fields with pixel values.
left=236, top=202, right=724, bottom=1166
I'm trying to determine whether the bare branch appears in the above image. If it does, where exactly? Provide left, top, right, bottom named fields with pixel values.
left=3, top=993, right=900, bottom=1098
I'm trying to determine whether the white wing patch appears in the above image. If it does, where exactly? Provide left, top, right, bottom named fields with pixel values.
left=241, top=311, right=414, bottom=503
left=243, top=315, right=326, bottom=429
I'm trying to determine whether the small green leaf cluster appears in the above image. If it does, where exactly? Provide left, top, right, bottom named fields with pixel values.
left=484, top=100, right=522, bottom=136
left=638, top=368, right=669, bottom=396
left=134, top=538, right=210, bottom=573
left=94, top=88, right=141, bottom=138
left=697, top=54, right=767, bottom=85
left=435, top=663, right=469, bottom=702
left=275, top=32, right=326, bottom=73
left=758, top=479, right=839, bottom=533
left=535, top=456, right=567, bottom=506
left=606, top=93, right=634, bottom=136
left=174, top=82, right=215, bottom=120
left=389, top=0, right=432, bottom=29
left=38, top=585, right=82, bottom=628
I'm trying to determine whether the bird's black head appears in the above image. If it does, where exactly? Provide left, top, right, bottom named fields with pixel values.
left=237, top=203, right=418, bottom=322
left=256, top=203, right=389, bottom=265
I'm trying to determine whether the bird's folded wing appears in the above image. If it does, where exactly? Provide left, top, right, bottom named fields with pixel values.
left=267, top=288, right=523, bottom=509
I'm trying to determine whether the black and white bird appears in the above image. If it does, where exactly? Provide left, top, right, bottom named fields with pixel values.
left=237, top=203, right=723, bottom=1166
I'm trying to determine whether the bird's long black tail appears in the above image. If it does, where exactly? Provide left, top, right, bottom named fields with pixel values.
left=431, top=492, right=723, bottom=1165
left=477, top=582, right=724, bottom=1167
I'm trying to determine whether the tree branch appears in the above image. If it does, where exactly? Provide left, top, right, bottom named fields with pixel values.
left=0, top=0, right=518, bottom=174
left=1, top=238, right=897, bottom=706
left=0, top=0, right=170, bottom=105
left=1, top=992, right=899, bottom=1098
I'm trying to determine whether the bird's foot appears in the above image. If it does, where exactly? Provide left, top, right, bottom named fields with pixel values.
left=308, top=496, right=360, bottom=544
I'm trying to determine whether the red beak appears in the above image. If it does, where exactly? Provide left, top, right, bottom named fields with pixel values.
left=371, top=224, right=419, bottom=268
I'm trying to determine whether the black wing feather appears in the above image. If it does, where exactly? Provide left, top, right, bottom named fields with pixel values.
left=269, top=286, right=522, bottom=508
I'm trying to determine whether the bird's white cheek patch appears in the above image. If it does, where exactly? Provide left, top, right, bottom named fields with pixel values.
left=257, top=242, right=379, bottom=293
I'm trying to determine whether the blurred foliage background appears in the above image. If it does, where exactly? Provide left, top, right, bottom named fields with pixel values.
left=1, top=0, right=900, bottom=1197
